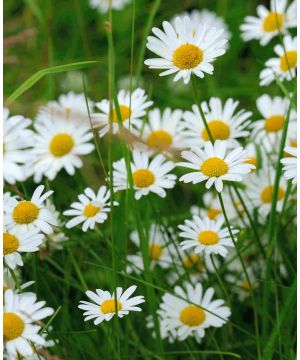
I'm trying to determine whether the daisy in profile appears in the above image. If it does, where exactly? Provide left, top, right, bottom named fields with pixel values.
left=240, top=0, right=296, bottom=46
left=144, top=16, right=227, bottom=84
left=178, top=140, right=255, bottom=192
left=3, top=269, right=34, bottom=294
left=260, top=35, right=297, bottom=86
left=181, top=98, right=251, bottom=147
left=3, top=108, right=33, bottom=184
left=78, top=285, right=145, bottom=324
left=3, top=228, right=44, bottom=269
left=252, top=94, right=297, bottom=143
left=281, top=147, right=297, bottom=184
left=4, top=185, right=57, bottom=234
left=4, top=289, right=54, bottom=358
left=89, top=0, right=130, bottom=13
left=136, top=107, right=185, bottom=155
left=178, top=216, right=237, bottom=258
left=112, top=150, right=177, bottom=200
left=159, top=283, right=231, bottom=342
left=30, top=117, right=94, bottom=182
left=91, top=88, right=152, bottom=137
left=63, top=186, right=118, bottom=232
left=37, top=91, right=94, bottom=126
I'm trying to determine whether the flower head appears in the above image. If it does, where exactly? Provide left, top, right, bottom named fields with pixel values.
left=281, top=146, right=297, bottom=184
left=89, top=0, right=130, bottom=13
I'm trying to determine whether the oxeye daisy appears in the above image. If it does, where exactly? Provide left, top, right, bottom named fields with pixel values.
left=181, top=98, right=251, bottom=147
left=30, top=116, right=94, bottom=182
left=63, top=186, right=118, bottom=232
left=3, top=229, right=44, bottom=269
left=178, top=216, right=237, bottom=258
left=89, top=0, right=130, bottom=13
left=3, top=108, right=33, bottom=185
left=240, top=0, right=296, bottom=46
left=159, top=283, right=231, bottom=342
left=252, top=94, right=297, bottom=143
left=144, top=15, right=227, bottom=84
left=4, top=185, right=57, bottom=234
left=91, top=88, right=153, bottom=137
left=260, top=35, right=297, bottom=86
left=3, top=289, right=54, bottom=359
left=78, top=285, right=145, bottom=325
left=281, top=147, right=297, bottom=184
left=178, top=140, right=255, bottom=192
left=112, top=150, right=177, bottom=200
left=135, top=107, right=185, bottom=155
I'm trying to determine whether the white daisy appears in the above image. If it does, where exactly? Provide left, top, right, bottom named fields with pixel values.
left=136, top=107, right=185, bottom=155
left=240, top=0, right=296, bottom=46
left=3, top=108, right=33, bottom=184
left=37, top=91, right=94, bottom=126
left=260, top=35, right=297, bottom=86
left=78, top=285, right=145, bottom=324
left=4, top=290, right=54, bottom=358
left=281, top=146, right=297, bottom=184
left=159, top=283, right=231, bottom=342
left=3, top=228, right=44, bottom=269
left=178, top=215, right=237, bottom=258
left=63, top=186, right=118, bottom=232
left=89, top=0, right=130, bottom=13
left=3, top=269, right=34, bottom=294
left=178, top=140, right=255, bottom=192
left=181, top=98, right=251, bottom=147
left=91, top=88, right=152, bottom=137
left=144, top=15, right=227, bottom=84
left=112, top=150, right=177, bottom=200
left=252, top=94, right=297, bottom=144
left=225, top=268, right=258, bottom=302
left=4, top=185, right=57, bottom=234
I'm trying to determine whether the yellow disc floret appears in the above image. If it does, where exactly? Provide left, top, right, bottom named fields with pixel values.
left=202, top=120, right=230, bottom=141
left=112, top=105, right=131, bottom=123
left=13, top=201, right=39, bottom=224
left=264, top=115, right=284, bottom=133
left=101, top=299, right=122, bottom=314
left=50, top=133, right=74, bottom=157
left=133, top=169, right=155, bottom=188
left=83, top=203, right=101, bottom=218
left=147, top=130, right=173, bottom=151
left=4, top=313, right=25, bottom=341
left=198, top=230, right=219, bottom=245
left=149, top=244, right=163, bottom=260
left=280, top=51, right=297, bottom=72
left=200, top=157, right=228, bottom=177
left=180, top=305, right=206, bottom=327
left=3, top=233, right=19, bottom=255
left=263, top=12, right=283, bottom=32
left=173, top=44, right=203, bottom=69
left=260, top=185, right=285, bottom=204
left=207, top=208, right=222, bottom=220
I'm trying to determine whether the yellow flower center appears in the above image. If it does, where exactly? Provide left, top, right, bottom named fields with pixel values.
left=263, top=12, right=283, bottom=32
left=147, top=130, right=173, bottom=151
left=50, top=133, right=74, bottom=157
left=290, top=139, right=297, bottom=148
left=202, top=120, right=231, bottom=141
left=173, top=44, right=203, bottom=70
left=183, top=254, right=204, bottom=272
left=244, top=157, right=257, bottom=171
left=264, top=115, right=284, bottom=133
left=280, top=51, right=297, bottom=72
left=200, top=157, right=228, bottom=177
left=260, top=185, right=285, bottom=204
left=3, top=233, right=19, bottom=255
left=13, top=201, right=39, bottom=224
left=83, top=203, right=101, bottom=218
left=149, top=243, right=163, bottom=260
left=133, top=169, right=155, bottom=188
left=179, top=305, right=206, bottom=327
left=207, top=208, right=222, bottom=220
left=3, top=313, right=25, bottom=341
left=198, top=230, right=219, bottom=245
left=65, top=107, right=71, bottom=116
left=100, top=299, right=122, bottom=314
left=241, top=279, right=251, bottom=291
left=112, top=105, right=131, bottom=123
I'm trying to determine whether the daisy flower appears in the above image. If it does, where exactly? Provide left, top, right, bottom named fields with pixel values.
left=63, top=186, right=118, bottom=232
left=144, top=15, right=227, bottom=84
left=260, top=35, right=297, bottom=86
left=178, top=140, right=255, bottom=192
left=3, top=269, right=34, bottom=294
left=252, top=94, right=297, bottom=143
left=240, top=0, right=296, bottom=46
left=91, top=88, right=152, bottom=137
left=3, top=228, right=44, bottom=269
left=112, top=150, right=177, bottom=200
left=136, top=107, right=185, bottom=155
left=3, top=108, right=33, bottom=184
left=89, top=0, right=130, bottom=13
left=4, top=289, right=54, bottom=358
left=226, top=268, right=258, bottom=302
left=159, top=283, right=231, bottom=342
left=281, top=146, right=297, bottom=184
left=181, top=98, right=251, bottom=147
left=178, top=216, right=237, bottom=258
left=78, top=285, right=145, bottom=324
left=4, top=185, right=57, bottom=234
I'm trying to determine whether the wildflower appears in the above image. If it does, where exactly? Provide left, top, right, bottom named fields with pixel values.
left=78, top=285, right=145, bottom=324
left=281, top=146, right=297, bottom=184
left=89, top=0, right=130, bottom=13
